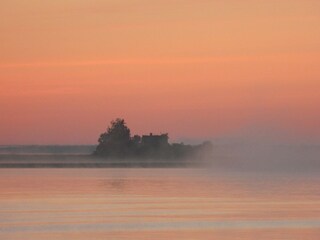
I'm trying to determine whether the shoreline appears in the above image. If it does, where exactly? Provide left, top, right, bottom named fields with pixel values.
left=0, top=154, right=203, bottom=168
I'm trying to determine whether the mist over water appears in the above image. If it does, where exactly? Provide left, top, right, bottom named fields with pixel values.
left=202, top=125, right=320, bottom=174
left=1, top=131, right=319, bottom=173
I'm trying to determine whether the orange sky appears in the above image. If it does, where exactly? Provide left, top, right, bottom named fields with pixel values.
left=1, top=0, right=320, bottom=144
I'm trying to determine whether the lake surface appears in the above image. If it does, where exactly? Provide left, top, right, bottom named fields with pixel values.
left=0, top=168, right=320, bottom=239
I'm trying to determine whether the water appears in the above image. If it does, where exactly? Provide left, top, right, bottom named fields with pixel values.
left=0, top=168, right=320, bottom=239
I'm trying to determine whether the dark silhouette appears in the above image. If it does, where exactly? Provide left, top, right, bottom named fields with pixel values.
left=95, top=118, right=131, bottom=157
left=142, top=133, right=169, bottom=147
left=94, top=118, right=213, bottom=159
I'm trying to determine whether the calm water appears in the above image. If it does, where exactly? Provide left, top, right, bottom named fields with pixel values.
left=0, top=168, right=320, bottom=239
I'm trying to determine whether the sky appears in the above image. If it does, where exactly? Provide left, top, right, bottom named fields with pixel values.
left=0, top=0, right=320, bottom=144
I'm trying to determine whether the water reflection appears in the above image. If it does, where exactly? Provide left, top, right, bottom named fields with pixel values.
left=102, top=179, right=127, bottom=193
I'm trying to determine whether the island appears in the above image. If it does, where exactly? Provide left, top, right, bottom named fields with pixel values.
left=0, top=118, right=212, bottom=168
left=94, top=118, right=212, bottom=160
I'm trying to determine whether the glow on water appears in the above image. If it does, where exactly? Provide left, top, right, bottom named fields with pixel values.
left=0, top=169, right=320, bottom=240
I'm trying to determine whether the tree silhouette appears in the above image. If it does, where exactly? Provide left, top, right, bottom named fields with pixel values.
left=95, top=118, right=131, bottom=157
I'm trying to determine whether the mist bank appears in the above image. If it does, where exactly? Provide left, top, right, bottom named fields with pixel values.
left=0, top=142, right=319, bottom=172
left=207, top=142, right=320, bottom=173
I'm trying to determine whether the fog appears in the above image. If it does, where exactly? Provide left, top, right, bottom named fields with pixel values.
left=205, top=129, right=320, bottom=173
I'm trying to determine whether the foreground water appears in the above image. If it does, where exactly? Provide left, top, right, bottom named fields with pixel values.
left=0, top=168, right=319, bottom=239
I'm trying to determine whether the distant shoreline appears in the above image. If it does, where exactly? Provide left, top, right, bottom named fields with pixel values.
left=0, top=154, right=203, bottom=168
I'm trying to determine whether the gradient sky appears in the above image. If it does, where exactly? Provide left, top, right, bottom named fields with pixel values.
left=1, top=0, right=320, bottom=144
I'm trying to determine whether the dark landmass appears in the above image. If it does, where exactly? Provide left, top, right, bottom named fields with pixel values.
left=0, top=154, right=204, bottom=168
left=0, top=118, right=213, bottom=168
left=94, top=118, right=212, bottom=159
left=0, top=145, right=96, bottom=155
